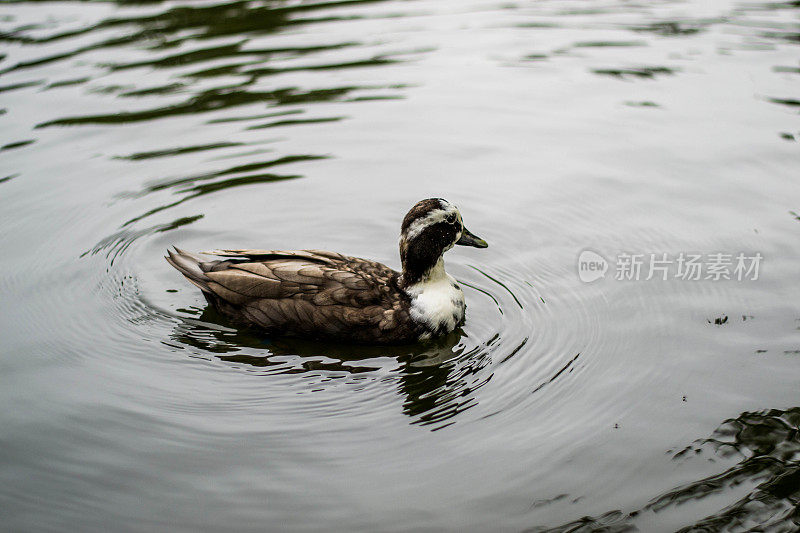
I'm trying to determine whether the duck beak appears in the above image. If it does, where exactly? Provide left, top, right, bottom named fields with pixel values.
left=456, top=227, right=488, bottom=248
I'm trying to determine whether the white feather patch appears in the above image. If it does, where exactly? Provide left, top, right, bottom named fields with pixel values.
left=406, top=259, right=465, bottom=336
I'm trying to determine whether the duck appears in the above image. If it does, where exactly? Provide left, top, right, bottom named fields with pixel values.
left=165, top=198, right=488, bottom=344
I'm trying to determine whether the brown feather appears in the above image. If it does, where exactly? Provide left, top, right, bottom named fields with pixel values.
left=206, top=270, right=281, bottom=298
left=232, top=262, right=280, bottom=280
left=255, top=299, right=286, bottom=324
left=168, top=248, right=422, bottom=343
left=207, top=282, right=249, bottom=305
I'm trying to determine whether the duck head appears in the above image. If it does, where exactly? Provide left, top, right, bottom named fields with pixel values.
left=399, top=198, right=487, bottom=287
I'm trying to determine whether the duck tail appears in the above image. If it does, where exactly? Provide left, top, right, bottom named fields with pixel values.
left=165, top=247, right=212, bottom=293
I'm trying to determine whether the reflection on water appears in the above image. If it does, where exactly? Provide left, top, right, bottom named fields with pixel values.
left=659, top=407, right=800, bottom=531
left=5, top=0, right=418, bottom=260
left=170, top=304, right=491, bottom=430
left=538, top=407, right=800, bottom=532
left=1, top=0, right=800, bottom=530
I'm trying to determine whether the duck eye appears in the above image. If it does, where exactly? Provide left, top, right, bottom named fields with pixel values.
left=446, top=214, right=457, bottom=224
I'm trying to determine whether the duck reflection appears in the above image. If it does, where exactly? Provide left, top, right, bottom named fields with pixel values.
left=169, top=305, right=484, bottom=428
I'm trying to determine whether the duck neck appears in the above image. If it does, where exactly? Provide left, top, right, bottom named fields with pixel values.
left=401, top=253, right=446, bottom=289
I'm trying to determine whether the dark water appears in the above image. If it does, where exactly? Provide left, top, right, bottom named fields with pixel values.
left=1, top=0, right=799, bottom=531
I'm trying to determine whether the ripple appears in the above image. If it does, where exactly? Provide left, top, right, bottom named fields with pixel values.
left=629, top=20, right=711, bottom=36
left=35, top=86, right=366, bottom=127
left=85, top=214, right=204, bottom=264
left=591, top=65, right=678, bottom=79
left=537, top=406, right=800, bottom=531
left=113, top=141, right=245, bottom=161
left=0, top=139, right=35, bottom=151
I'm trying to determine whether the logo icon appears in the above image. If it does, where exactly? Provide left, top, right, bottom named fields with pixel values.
left=578, top=250, right=608, bottom=283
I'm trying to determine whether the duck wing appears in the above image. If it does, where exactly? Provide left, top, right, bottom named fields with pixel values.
left=203, top=249, right=344, bottom=265
left=166, top=248, right=415, bottom=343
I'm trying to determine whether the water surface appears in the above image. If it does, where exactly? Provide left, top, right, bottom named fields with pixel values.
left=1, top=0, right=800, bottom=530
